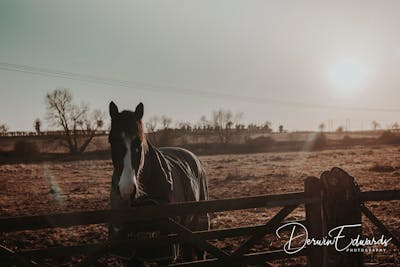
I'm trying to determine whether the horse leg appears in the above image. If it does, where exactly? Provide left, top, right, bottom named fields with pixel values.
left=193, top=213, right=210, bottom=260
left=181, top=214, right=210, bottom=261
left=181, top=243, right=196, bottom=262
left=179, top=216, right=198, bottom=262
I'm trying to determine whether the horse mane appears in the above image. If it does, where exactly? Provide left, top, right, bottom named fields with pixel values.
left=137, top=119, right=148, bottom=153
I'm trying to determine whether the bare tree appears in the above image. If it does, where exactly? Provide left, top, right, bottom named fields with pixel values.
left=160, top=115, right=173, bottom=130
left=336, top=126, right=344, bottom=133
left=371, top=120, right=380, bottom=131
left=34, top=118, right=42, bottom=135
left=212, top=109, right=233, bottom=130
left=0, top=124, right=9, bottom=134
left=212, top=109, right=234, bottom=143
left=392, top=122, right=399, bottom=131
left=177, top=121, right=192, bottom=131
left=262, top=121, right=273, bottom=133
left=318, top=123, right=325, bottom=132
left=45, top=89, right=104, bottom=154
left=145, top=115, right=159, bottom=133
left=233, top=112, right=244, bottom=128
left=198, top=115, right=209, bottom=129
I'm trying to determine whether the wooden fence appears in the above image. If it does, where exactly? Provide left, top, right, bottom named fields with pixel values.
left=0, top=167, right=399, bottom=267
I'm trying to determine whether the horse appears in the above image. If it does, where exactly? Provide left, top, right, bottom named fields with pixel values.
left=108, top=101, right=209, bottom=264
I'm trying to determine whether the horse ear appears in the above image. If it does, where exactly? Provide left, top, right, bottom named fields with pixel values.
left=109, top=101, right=119, bottom=118
left=135, top=102, right=144, bottom=120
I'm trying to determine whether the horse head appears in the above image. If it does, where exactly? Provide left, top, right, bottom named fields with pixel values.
left=109, top=101, right=147, bottom=201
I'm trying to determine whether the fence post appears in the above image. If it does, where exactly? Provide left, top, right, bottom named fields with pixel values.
left=320, top=167, right=363, bottom=267
left=305, top=176, right=323, bottom=267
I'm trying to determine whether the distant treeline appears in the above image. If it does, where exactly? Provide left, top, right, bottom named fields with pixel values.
left=2, top=127, right=400, bottom=138
left=0, top=130, right=109, bottom=137
left=0, top=126, right=276, bottom=138
left=1, top=130, right=400, bottom=164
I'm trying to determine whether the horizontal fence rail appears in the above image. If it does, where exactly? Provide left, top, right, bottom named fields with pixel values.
left=0, top=192, right=318, bottom=232
left=1, top=190, right=398, bottom=233
left=0, top=219, right=305, bottom=262
left=360, top=190, right=400, bottom=202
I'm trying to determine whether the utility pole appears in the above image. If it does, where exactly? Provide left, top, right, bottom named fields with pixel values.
left=345, top=118, right=350, bottom=132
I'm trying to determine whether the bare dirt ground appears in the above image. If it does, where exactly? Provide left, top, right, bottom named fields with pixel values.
left=0, top=145, right=399, bottom=266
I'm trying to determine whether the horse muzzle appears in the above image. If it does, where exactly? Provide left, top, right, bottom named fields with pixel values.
left=119, top=184, right=135, bottom=201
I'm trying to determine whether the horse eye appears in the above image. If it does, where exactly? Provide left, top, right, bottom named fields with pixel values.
left=132, top=137, right=141, bottom=146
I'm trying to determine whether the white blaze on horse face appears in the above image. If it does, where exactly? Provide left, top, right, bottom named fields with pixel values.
left=118, top=135, right=137, bottom=201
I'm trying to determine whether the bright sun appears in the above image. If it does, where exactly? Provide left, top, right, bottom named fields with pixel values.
left=329, top=58, right=366, bottom=93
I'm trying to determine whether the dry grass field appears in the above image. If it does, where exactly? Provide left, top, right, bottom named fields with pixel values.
left=0, top=144, right=399, bottom=266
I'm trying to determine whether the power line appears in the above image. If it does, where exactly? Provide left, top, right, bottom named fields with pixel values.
left=1, top=61, right=399, bottom=113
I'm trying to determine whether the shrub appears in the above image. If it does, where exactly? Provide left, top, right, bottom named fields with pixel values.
left=313, top=133, right=328, bottom=149
left=245, top=136, right=275, bottom=152
left=378, top=131, right=400, bottom=144
left=13, top=141, right=40, bottom=162
left=342, top=135, right=353, bottom=145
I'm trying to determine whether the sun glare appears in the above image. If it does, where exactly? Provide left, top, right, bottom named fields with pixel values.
left=329, top=58, right=366, bottom=93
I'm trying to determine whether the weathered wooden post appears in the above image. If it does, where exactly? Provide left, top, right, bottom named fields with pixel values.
left=305, top=176, right=323, bottom=267
left=320, top=167, right=363, bottom=267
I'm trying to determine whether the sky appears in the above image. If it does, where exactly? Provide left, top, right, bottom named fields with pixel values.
left=1, top=1, right=400, bottom=131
